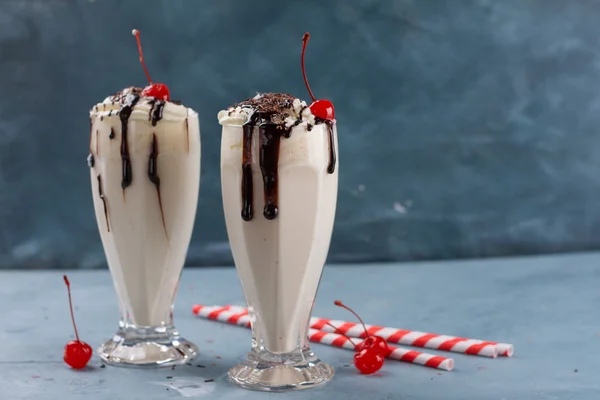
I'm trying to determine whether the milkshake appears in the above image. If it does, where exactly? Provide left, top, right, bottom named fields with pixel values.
left=88, top=30, right=200, bottom=367
left=220, top=33, right=338, bottom=391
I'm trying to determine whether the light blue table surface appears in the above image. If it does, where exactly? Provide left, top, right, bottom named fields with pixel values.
left=1, top=252, right=599, bottom=400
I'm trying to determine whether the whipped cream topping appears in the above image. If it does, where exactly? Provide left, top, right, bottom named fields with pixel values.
left=89, top=87, right=193, bottom=122
left=218, top=94, right=316, bottom=128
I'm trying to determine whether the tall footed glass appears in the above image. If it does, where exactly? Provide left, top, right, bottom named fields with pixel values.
left=220, top=109, right=338, bottom=391
left=88, top=89, right=201, bottom=367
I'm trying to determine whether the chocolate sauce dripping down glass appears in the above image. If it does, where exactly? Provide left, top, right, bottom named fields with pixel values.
left=311, top=117, right=336, bottom=174
left=259, top=123, right=285, bottom=220
left=148, top=99, right=156, bottom=121
left=119, top=94, right=140, bottom=189
left=151, top=101, right=165, bottom=127
left=97, top=175, right=110, bottom=232
left=238, top=103, right=335, bottom=221
left=185, top=118, right=190, bottom=153
left=241, top=115, right=257, bottom=222
left=325, top=120, right=336, bottom=174
left=240, top=114, right=290, bottom=222
left=88, top=118, right=93, bottom=163
left=87, top=121, right=96, bottom=168
left=109, top=128, right=115, bottom=140
left=148, top=133, right=168, bottom=240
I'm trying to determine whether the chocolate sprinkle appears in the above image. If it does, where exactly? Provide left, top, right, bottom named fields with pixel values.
left=107, top=87, right=143, bottom=104
left=232, top=93, right=296, bottom=121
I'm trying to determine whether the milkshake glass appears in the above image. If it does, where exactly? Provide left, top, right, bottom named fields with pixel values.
left=219, top=93, right=338, bottom=390
left=88, top=87, right=200, bottom=366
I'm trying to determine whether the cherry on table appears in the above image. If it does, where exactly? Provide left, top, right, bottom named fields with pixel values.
left=334, top=300, right=390, bottom=374
left=354, top=348, right=385, bottom=374
left=132, top=29, right=171, bottom=101
left=64, top=340, right=93, bottom=369
left=358, top=335, right=391, bottom=357
left=301, top=32, right=334, bottom=121
left=63, top=275, right=92, bottom=369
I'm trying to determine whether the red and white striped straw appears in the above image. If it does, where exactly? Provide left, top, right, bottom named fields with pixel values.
left=193, top=304, right=513, bottom=358
left=309, top=317, right=511, bottom=358
left=192, top=305, right=454, bottom=372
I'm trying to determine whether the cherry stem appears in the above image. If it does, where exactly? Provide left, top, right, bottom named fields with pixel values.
left=301, top=32, right=317, bottom=103
left=325, top=322, right=358, bottom=348
left=132, top=29, right=153, bottom=85
left=63, top=275, right=80, bottom=342
left=334, top=300, right=370, bottom=338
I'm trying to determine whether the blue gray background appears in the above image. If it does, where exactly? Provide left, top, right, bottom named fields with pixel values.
left=1, top=0, right=599, bottom=269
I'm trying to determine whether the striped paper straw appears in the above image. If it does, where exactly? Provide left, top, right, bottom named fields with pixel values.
left=192, top=305, right=454, bottom=371
left=310, top=317, right=511, bottom=358
left=193, top=304, right=513, bottom=358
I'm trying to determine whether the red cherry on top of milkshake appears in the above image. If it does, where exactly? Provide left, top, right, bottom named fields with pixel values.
left=132, top=29, right=171, bottom=101
left=63, top=275, right=92, bottom=369
left=301, top=32, right=334, bottom=121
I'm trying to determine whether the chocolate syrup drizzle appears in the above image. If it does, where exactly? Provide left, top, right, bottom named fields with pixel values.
left=241, top=114, right=258, bottom=221
left=241, top=117, right=291, bottom=221
left=239, top=109, right=298, bottom=222
left=151, top=100, right=165, bottom=127
left=259, top=123, right=284, bottom=220
left=148, top=133, right=168, bottom=240
left=89, top=89, right=178, bottom=238
left=237, top=95, right=337, bottom=221
left=97, top=175, right=110, bottom=232
left=87, top=118, right=94, bottom=167
left=119, top=93, right=141, bottom=189
left=185, top=118, right=190, bottom=153
left=320, top=119, right=336, bottom=174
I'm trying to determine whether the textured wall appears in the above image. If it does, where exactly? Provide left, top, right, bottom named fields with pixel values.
left=1, top=0, right=600, bottom=268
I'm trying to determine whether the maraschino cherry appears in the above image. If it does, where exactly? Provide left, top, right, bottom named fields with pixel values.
left=326, top=321, right=384, bottom=375
left=301, top=33, right=334, bottom=120
left=132, top=29, right=170, bottom=101
left=334, top=300, right=390, bottom=374
left=63, top=275, right=92, bottom=369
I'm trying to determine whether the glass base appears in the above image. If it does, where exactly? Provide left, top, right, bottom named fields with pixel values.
left=228, top=347, right=334, bottom=392
left=98, top=324, right=198, bottom=367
